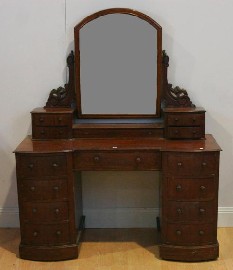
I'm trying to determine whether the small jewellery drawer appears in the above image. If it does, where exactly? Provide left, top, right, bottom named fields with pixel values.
left=33, top=126, right=71, bottom=140
left=74, top=151, right=161, bottom=171
left=166, top=201, right=215, bottom=223
left=164, top=223, right=216, bottom=246
left=17, top=154, right=67, bottom=177
left=166, top=176, right=217, bottom=201
left=19, top=178, right=68, bottom=201
left=33, top=114, right=71, bottom=127
left=21, top=223, right=71, bottom=246
left=163, top=152, right=219, bottom=176
left=167, top=113, right=204, bottom=127
left=22, top=201, right=69, bottom=223
left=166, top=127, right=204, bottom=139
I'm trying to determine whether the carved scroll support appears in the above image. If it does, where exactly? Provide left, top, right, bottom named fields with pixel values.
left=162, top=50, right=195, bottom=108
left=45, top=51, right=75, bottom=108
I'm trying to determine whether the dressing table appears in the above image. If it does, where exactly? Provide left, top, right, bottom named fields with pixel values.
left=14, top=8, right=221, bottom=262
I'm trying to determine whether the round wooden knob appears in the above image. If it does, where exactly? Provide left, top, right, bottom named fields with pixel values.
left=32, top=208, right=37, bottom=213
left=52, top=163, right=58, bottom=168
left=176, top=230, right=182, bottom=236
left=176, top=184, right=182, bottom=191
left=200, top=185, right=206, bottom=191
left=177, top=162, right=182, bottom=167
left=192, top=118, right=196, bottom=122
left=40, top=130, right=45, bottom=135
left=174, top=130, right=179, bottom=134
left=28, top=163, right=34, bottom=169
left=55, top=208, right=60, bottom=214
left=174, top=118, right=179, bottom=122
left=177, top=208, right=182, bottom=214
left=58, top=117, right=63, bottom=122
left=94, top=156, right=100, bottom=162
left=56, top=230, right=61, bottom=236
left=53, top=186, right=59, bottom=191
left=199, top=208, right=206, bottom=214
left=136, top=157, right=142, bottom=163
left=39, top=117, right=44, bottom=122
left=199, top=230, right=204, bottom=235
left=202, top=162, right=207, bottom=166
left=59, top=130, right=63, bottom=135
left=33, top=231, right=38, bottom=237
left=30, top=186, right=35, bottom=191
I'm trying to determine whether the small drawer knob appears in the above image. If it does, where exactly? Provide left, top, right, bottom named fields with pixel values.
left=32, top=208, right=37, bottom=213
left=174, top=118, right=179, bottom=122
left=192, top=118, right=196, bottom=122
left=94, top=156, right=100, bottom=162
left=53, top=186, right=59, bottom=191
left=40, top=130, right=45, bottom=135
left=52, top=163, right=58, bottom=168
left=174, top=130, right=179, bottom=134
left=55, top=208, right=60, bottom=214
left=30, top=186, right=35, bottom=191
left=199, top=230, right=204, bottom=235
left=199, top=208, right=206, bottom=214
left=33, top=231, right=38, bottom=237
left=200, top=185, right=206, bottom=191
left=59, top=130, right=63, bottom=135
left=136, top=157, right=142, bottom=163
left=177, top=162, right=182, bottom=167
left=58, top=117, right=63, bottom=122
left=177, top=208, right=182, bottom=214
left=39, top=117, right=44, bottom=122
left=202, top=162, right=207, bottom=166
left=28, top=163, right=34, bottom=169
left=176, top=184, right=182, bottom=191
left=193, top=131, right=197, bottom=134
left=176, top=230, right=182, bottom=236
left=148, top=131, right=153, bottom=135
left=56, top=230, right=61, bottom=236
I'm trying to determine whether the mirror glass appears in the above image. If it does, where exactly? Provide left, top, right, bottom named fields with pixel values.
left=76, top=11, right=161, bottom=118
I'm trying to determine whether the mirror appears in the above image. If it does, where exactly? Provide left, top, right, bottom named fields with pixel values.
left=75, top=8, right=162, bottom=118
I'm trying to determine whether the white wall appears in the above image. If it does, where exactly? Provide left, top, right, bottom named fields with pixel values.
left=1, top=0, right=233, bottom=227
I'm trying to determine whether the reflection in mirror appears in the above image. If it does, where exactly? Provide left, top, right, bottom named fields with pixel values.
left=75, top=9, right=162, bottom=118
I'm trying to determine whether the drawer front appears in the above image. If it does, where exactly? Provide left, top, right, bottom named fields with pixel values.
left=164, top=223, right=216, bottom=246
left=167, top=113, right=204, bottom=126
left=166, top=176, right=217, bottom=201
left=19, top=178, right=68, bottom=201
left=73, top=128, right=164, bottom=138
left=21, top=223, right=71, bottom=246
left=18, top=154, right=67, bottom=178
left=166, top=127, right=204, bottom=139
left=165, top=201, right=215, bottom=223
left=22, top=201, right=69, bottom=223
left=163, top=152, right=218, bottom=177
left=74, top=151, right=161, bottom=171
left=33, top=114, right=71, bottom=127
left=33, top=126, right=71, bottom=139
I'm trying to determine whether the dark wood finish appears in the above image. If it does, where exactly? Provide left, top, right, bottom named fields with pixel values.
left=14, top=7, right=221, bottom=263
left=73, top=123, right=164, bottom=138
left=162, top=50, right=195, bottom=108
left=163, top=107, right=205, bottom=139
left=15, top=152, right=80, bottom=261
left=45, top=51, right=75, bottom=108
left=31, top=108, right=74, bottom=140
left=160, top=150, right=219, bottom=261
left=74, top=8, right=162, bottom=119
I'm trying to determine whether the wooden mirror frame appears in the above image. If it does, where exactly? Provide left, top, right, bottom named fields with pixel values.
left=74, top=8, right=162, bottom=119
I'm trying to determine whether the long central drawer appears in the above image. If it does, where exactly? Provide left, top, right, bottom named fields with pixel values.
left=73, top=150, right=161, bottom=171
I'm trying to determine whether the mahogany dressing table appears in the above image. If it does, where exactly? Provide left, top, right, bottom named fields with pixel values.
left=14, top=8, right=221, bottom=262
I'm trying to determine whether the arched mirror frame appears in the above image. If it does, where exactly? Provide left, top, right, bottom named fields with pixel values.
left=74, top=8, right=162, bottom=119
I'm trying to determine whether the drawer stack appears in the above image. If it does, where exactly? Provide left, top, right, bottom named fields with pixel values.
left=163, top=107, right=205, bottom=139
left=31, top=108, right=74, bottom=140
left=15, top=152, right=78, bottom=261
left=160, top=151, right=220, bottom=261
